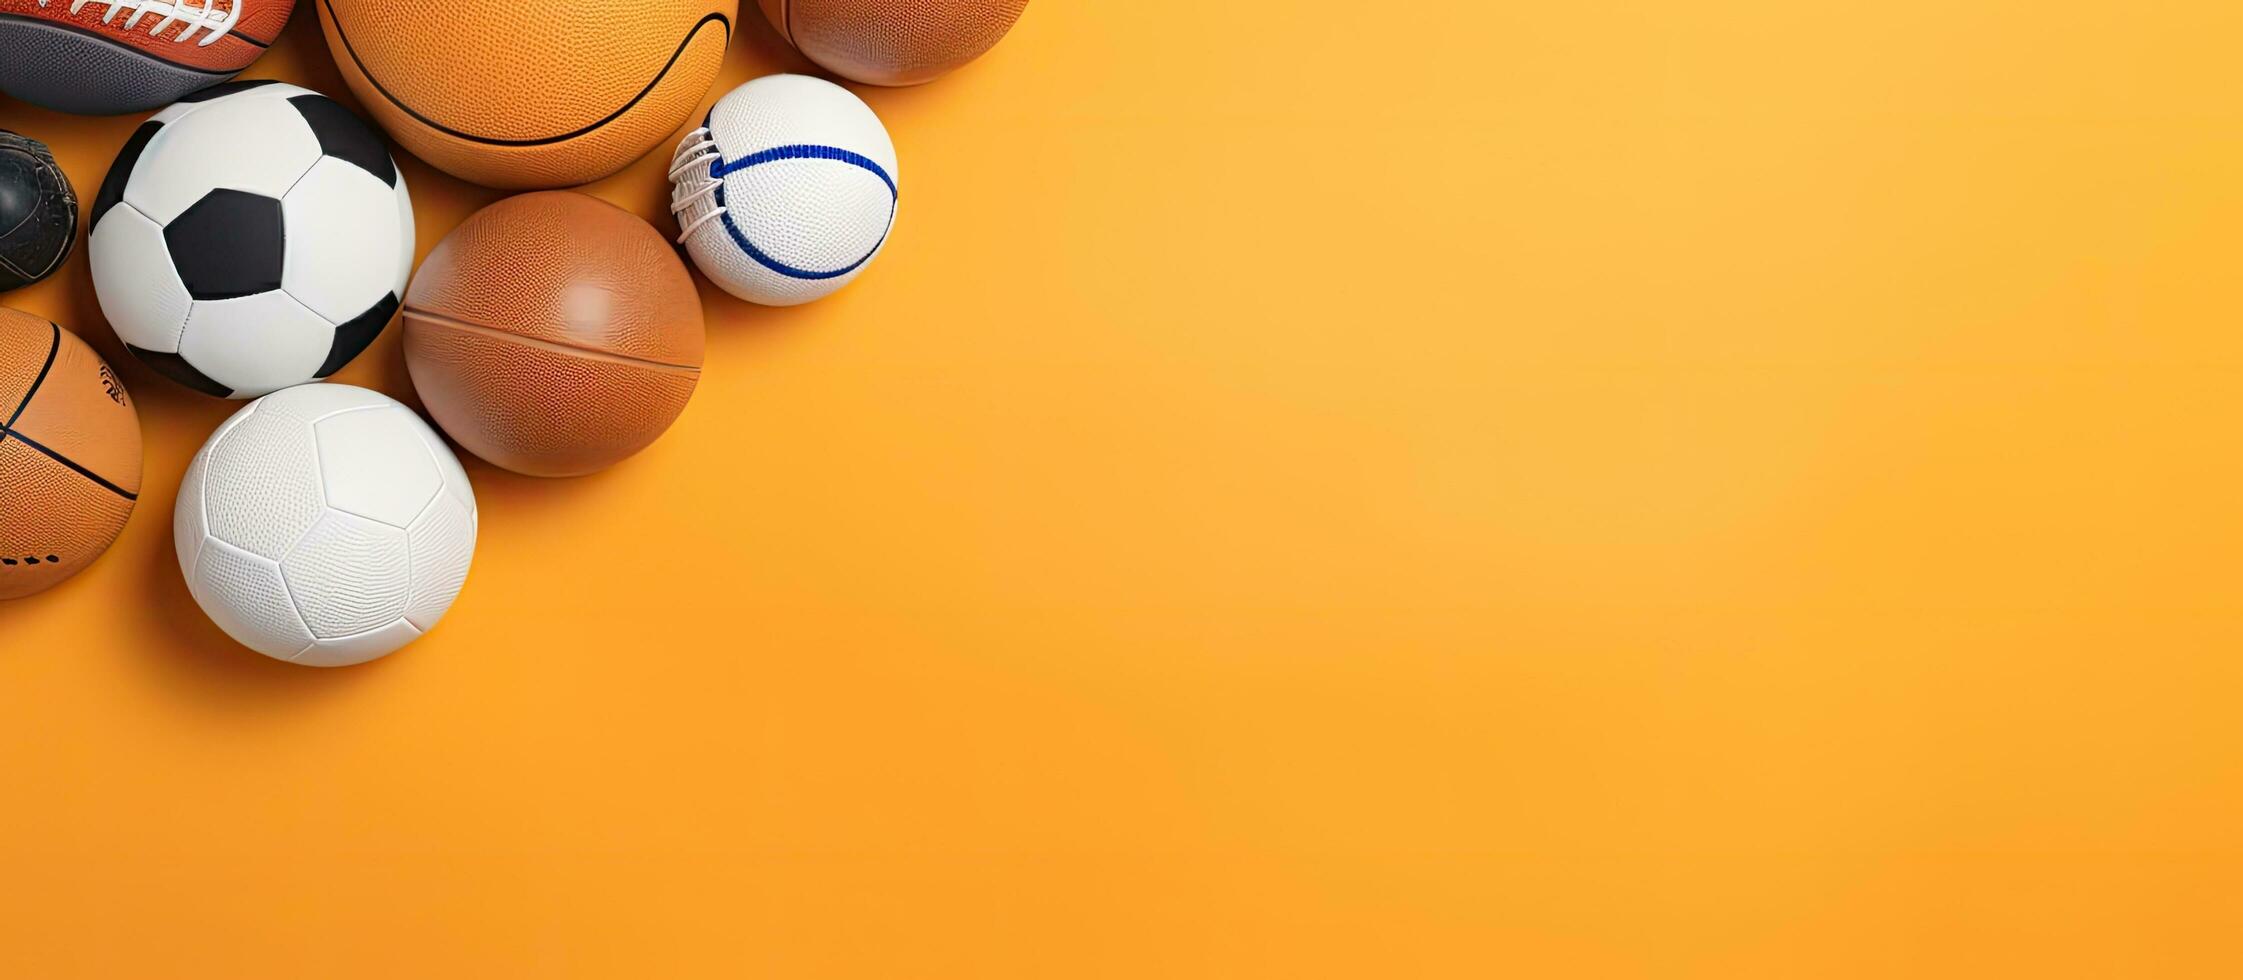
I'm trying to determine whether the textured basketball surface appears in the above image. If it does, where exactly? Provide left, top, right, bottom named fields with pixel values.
left=759, top=0, right=1027, bottom=86
left=0, top=0, right=291, bottom=114
left=0, top=130, right=76, bottom=291
left=403, top=192, right=703, bottom=477
left=175, top=383, right=476, bottom=665
left=88, top=80, right=414, bottom=399
left=670, top=74, right=898, bottom=306
left=318, top=0, right=735, bottom=189
left=0, top=307, right=142, bottom=600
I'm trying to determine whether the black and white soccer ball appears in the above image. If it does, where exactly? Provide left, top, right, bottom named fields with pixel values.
left=88, top=80, right=412, bottom=399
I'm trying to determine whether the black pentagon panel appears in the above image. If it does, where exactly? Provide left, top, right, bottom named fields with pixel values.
left=174, top=79, right=285, bottom=104
left=316, top=293, right=399, bottom=378
left=164, top=190, right=284, bottom=301
left=288, top=95, right=396, bottom=187
left=91, top=121, right=159, bottom=229
left=124, top=345, right=232, bottom=398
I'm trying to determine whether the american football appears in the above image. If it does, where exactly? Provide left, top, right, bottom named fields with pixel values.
left=0, top=0, right=293, bottom=114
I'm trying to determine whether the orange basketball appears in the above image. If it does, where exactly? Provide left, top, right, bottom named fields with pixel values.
left=402, top=192, right=704, bottom=478
left=759, top=0, right=1029, bottom=86
left=0, top=308, right=142, bottom=601
left=318, top=0, right=737, bottom=189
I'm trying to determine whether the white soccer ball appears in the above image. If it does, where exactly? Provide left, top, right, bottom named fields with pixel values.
left=668, top=74, right=899, bottom=306
left=175, top=384, right=477, bottom=666
left=89, top=80, right=414, bottom=399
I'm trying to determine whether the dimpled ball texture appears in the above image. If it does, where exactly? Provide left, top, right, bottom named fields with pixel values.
left=318, top=0, right=736, bottom=188
left=758, top=0, right=1029, bottom=86
left=0, top=308, right=142, bottom=601
left=175, top=384, right=477, bottom=666
left=0, top=0, right=293, bottom=114
left=403, top=191, right=705, bottom=478
left=670, top=74, right=899, bottom=306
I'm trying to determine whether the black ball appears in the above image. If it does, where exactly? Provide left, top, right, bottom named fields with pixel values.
left=0, top=130, right=77, bottom=292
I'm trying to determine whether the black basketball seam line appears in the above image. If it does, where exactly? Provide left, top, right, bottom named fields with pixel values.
left=0, top=322, right=137, bottom=502
left=2, top=321, right=60, bottom=441
left=234, top=21, right=276, bottom=48
left=320, top=3, right=732, bottom=148
left=0, top=13, right=246, bottom=75
left=782, top=0, right=796, bottom=46
left=0, top=424, right=138, bottom=501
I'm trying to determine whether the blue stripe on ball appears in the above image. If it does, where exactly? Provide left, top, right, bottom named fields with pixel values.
left=710, top=144, right=896, bottom=281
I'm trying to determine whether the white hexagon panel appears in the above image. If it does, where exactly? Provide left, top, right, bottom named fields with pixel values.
left=86, top=205, right=191, bottom=354
left=284, top=156, right=407, bottom=325
left=174, top=384, right=478, bottom=666
left=125, top=92, right=322, bottom=225
left=176, top=292, right=336, bottom=399
left=313, top=403, right=440, bottom=526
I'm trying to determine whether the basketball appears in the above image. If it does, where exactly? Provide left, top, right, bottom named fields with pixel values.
left=402, top=192, right=704, bottom=477
left=318, top=0, right=737, bottom=189
left=0, top=0, right=292, bottom=115
left=0, top=307, right=141, bottom=600
left=759, top=0, right=1029, bottom=86
left=669, top=74, right=899, bottom=306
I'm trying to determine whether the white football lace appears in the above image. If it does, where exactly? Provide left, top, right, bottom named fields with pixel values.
left=668, top=127, right=726, bottom=243
left=36, top=0, right=240, bottom=46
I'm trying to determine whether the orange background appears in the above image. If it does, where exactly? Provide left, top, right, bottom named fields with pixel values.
left=7, top=1, right=2243, bottom=976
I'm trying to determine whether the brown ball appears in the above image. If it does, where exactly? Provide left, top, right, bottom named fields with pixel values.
left=402, top=192, right=704, bottom=478
left=759, top=0, right=1029, bottom=86
left=0, top=307, right=142, bottom=600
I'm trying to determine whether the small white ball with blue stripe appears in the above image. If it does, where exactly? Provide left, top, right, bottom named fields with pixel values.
left=669, top=74, right=900, bottom=307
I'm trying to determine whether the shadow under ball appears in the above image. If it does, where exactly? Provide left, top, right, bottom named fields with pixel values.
left=402, top=192, right=705, bottom=478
